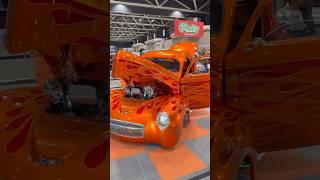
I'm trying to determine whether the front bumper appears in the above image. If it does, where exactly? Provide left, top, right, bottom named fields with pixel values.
left=110, top=119, right=144, bottom=138
left=110, top=114, right=183, bottom=147
left=110, top=90, right=186, bottom=147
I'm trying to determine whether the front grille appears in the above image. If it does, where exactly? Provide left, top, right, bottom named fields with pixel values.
left=110, top=119, right=144, bottom=138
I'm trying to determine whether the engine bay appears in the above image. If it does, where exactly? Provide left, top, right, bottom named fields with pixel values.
left=44, top=78, right=107, bottom=120
left=124, top=81, right=175, bottom=100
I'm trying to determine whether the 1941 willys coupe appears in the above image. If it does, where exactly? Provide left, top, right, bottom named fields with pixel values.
left=0, top=0, right=108, bottom=179
left=110, top=42, right=210, bottom=147
left=213, top=0, right=320, bottom=179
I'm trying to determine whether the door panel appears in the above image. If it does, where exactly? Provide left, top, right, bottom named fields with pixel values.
left=225, top=0, right=320, bottom=152
left=181, top=60, right=210, bottom=109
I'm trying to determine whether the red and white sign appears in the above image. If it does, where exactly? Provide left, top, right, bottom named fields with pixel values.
left=174, top=20, right=204, bottom=38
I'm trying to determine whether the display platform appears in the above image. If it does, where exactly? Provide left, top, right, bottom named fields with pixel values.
left=110, top=108, right=210, bottom=180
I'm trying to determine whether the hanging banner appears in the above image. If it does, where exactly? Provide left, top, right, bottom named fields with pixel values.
left=174, top=19, right=204, bottom=38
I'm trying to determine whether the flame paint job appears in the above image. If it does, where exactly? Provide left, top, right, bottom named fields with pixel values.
left=5, top=0, right=108, bottom=80
left=111, top=42, right=210, bottom=147
left=0, top=88, right=108, bottom=179
left=0, top=0, right=108, bottom=179
left=212, top=0, right=320, bottom=179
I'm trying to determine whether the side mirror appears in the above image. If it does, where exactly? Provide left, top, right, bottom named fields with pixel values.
left=243, top=37, right=265, bottom=52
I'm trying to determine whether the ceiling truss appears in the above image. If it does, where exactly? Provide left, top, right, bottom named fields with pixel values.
left=111, top=13, right=174, bottom=42
left=111, top=0, right=210, bottom=42
left=110, top=0, right=210, bottom=14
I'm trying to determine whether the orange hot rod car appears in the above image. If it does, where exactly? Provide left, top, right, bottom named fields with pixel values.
left=0, top=0, right=108, bottom=179
left=110, top=42, right=210, bottom=147
left=213, top=0, right=320, bottom=179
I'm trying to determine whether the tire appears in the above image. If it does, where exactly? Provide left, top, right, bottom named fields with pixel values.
left=237, top=173, right=251, bottom=180
left=183, top=111, right=189, bottom=128
left=237, top=161, right=251, bottom=180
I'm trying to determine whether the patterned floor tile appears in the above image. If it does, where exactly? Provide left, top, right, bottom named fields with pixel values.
left=256, top=149, right=320, bottom=180
left=180, top=119, right=209, bottom=142
left=197, top=118, right=210, bottom=130
left=111, top=152, right=161, bottom=180
left=180, top=167, right=210, bottom=180
left=148, top=143, right=207, bottom=179
left=299, top=174, right=320, bottom=180
left=295, top=146, right=320, bottom=163
left=190, top=108, right=210, bottom=121
left=185, top=135, right=210, bottom=165
left=145, top=143, right=162, bottom=152
left=110, top=137, right=146, bottom=161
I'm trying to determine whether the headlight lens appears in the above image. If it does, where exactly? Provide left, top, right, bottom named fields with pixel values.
left=157, top=112, right=170, bottom=131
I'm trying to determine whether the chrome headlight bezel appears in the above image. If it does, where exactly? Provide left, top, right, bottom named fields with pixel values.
left=157, top=112, right=170, bottom=131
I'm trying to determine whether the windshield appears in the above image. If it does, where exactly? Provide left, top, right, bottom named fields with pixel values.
left=212, top=0, right=223, bottom=36
left=147, top=58, right=180, bottom=73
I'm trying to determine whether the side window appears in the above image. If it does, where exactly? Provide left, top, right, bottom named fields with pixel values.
left=190, top=58, right=210, bottom=74
left=253, top=0, right=317, bottom=42
left=228, top=0, right=257, bottom=52
left=212, top=0, right=223, bottom=35
left=181, top=58, right=190, bottom=77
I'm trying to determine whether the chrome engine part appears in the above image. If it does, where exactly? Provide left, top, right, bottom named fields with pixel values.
left=143, top=86, right=154, bottom=99
left=125, top=85, right=155, bottom=99
left=44, top=79, right=107, bottom=119
left=125, top=87, right=141, bottom=97
left=44, top=79, right=71, bottom=113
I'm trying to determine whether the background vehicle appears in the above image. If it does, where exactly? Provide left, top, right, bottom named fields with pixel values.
left=213, top=0, right=320, bottom=179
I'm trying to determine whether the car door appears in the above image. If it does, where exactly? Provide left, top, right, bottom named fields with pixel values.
left=225, top=0, right=320, bottom=152
left=181, top=57, right=210, bottom=110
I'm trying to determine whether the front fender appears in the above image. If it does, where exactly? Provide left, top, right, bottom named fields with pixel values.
left=211, top=110, right=257, bottom=180
left=146, top=95, right=187, bottom=147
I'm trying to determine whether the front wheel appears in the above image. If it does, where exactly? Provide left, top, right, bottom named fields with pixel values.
left=237, top=160, right=251, bottom=180
left=183, top=111, right=189, bottom=128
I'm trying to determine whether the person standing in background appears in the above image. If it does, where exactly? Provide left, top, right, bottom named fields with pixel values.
left=277, top=0, right=306, bottom=36
left=291, top=0, right=315, bottom=35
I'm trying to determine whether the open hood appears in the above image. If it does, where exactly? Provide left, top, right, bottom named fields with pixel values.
left=112, top=51, right=181, bottom=93
left=169, top=41, right=198, bottom=57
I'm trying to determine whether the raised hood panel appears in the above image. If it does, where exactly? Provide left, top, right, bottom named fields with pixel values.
left=112, top=51, right=180, bottom=93
left=169, top=41, right=198, bottom=57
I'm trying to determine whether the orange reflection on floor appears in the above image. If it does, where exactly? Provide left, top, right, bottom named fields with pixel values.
left=149, top=143, right=207, bottom=179
left=110, top=137, right=146, bottom=161
left=180, top=116, right=209, bottom=141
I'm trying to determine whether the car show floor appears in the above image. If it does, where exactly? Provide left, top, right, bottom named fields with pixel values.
left=110, top=108, right=210, bottom=180
left=4, top=54, right=320, bottom=180
left=256, top=146, right=320, bottom=180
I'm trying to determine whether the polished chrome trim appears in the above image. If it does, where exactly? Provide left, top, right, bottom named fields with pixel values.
left=110, top=119, right=144, bottom=138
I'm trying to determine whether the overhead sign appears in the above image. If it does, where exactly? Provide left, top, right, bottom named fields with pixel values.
left=174, top=20, right=204, bottom=38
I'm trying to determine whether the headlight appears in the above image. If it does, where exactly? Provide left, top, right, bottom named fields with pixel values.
left=157, top=112, right=170, bottom=131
